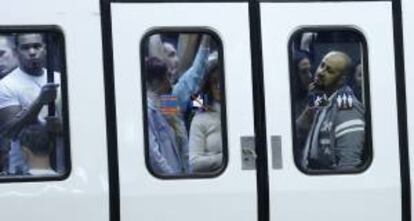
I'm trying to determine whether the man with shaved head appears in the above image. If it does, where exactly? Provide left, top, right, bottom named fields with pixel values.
left=296, top=51, right=365, bottom=172
left=0, top=35, right=18, bottom=79
left=0, top=35, right=18, bottom=173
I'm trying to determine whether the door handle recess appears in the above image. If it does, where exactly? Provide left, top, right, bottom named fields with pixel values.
left=271, top=135, right=283, bottom=169
left=241, top=136, right=256, bottom=170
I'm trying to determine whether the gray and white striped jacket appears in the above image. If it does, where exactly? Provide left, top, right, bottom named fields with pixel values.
left=302, top=85, right=365, bottom=172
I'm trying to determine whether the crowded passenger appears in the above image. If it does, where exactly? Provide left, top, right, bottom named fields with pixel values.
left=296, top=51, right=365, bottom=172
left=145, top=56, right=189, bottom=175
left=352, top=63, right=363, bottom=101
left=189, top=52, right=223, bottom=172
left=20, top=124, right=57, bottom=176
left=0, top=33, right=61, bottom=175
left=145, top=33, right=225, bottom=175
left=292, top=50, right=313, bottom=118
left=0, top=35, right=18, bottom=79
left=0, top=35, right=19, bottom=174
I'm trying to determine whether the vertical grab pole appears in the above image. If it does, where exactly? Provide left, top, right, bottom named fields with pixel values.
left=46, top=32, right=55, bottom=115
left=45, top=32, right=64, bottom=173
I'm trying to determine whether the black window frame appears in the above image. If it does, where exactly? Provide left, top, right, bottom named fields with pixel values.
left=140, top=28, right=229, bottom=179
left=0, top=26, right=71, bottom=183
left=288, top=26, right=373, bottom=175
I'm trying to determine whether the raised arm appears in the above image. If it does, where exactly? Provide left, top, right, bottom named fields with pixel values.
left=176, top=34, right=199, bottom=75
left=172, top=35, right=211, bottom=113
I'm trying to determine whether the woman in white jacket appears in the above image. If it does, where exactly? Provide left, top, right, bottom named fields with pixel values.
left=189, top=53, right=223, bottom=173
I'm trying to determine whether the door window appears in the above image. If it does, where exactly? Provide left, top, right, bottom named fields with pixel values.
left=141, top=30, right=227, bottom=178
left=0, top=29, right=69, bottom=180
left=289, top=28, right=372, bottom=174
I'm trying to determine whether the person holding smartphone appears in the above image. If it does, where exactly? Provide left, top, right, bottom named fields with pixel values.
left=296, top=51, right=365, bottom=172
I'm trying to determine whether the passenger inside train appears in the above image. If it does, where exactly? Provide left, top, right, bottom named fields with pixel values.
left=291, top=30, right=370, bottom=173
left=142, top=32, right=226, bottom=177
left=0, top=32, right=67, bottom=177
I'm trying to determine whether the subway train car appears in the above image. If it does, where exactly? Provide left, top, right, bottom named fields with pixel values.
left=0, top=0, right=413, bottom=221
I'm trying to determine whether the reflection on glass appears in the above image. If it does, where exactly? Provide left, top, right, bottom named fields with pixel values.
left=142, top=32, right=225, bottom=177
left=291, top=30, right=370, bottom=173
left=0, top=32, right=66, bottom=178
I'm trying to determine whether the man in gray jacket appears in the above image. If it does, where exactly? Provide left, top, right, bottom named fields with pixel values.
left=296, top=51, right=365, bottom=172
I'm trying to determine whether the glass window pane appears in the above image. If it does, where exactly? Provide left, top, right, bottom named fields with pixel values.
left=290, top=28, right=372, bottom=174
left=141, top=31, right=227, bottom=178
left=0, top=30, right=69, bottom=179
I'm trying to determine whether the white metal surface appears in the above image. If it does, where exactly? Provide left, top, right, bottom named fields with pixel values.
left=0, top=0, right=109, bottom=221
left=261, top=2, right=401, bottom=221
left=111, top=3, right=257, bottom=221
left=402, top=0, right=414, bottom=218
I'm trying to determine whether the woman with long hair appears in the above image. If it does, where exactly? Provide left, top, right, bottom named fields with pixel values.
left=189, top=53, right=223, bottom=173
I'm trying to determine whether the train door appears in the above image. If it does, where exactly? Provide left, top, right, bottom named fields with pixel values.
left=0, top=0, right=109, bottom=220
left=108, top=1, right=259, bottom=221
left=260, top=1, right=406, bottom=221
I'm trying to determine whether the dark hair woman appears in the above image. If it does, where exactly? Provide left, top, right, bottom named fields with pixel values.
left=189, top=52, right=223, bottom=173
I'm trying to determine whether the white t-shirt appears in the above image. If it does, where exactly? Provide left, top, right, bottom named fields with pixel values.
left=0, top=67, right=61, bottom=122
left=0, top=68, right=62, bottom=174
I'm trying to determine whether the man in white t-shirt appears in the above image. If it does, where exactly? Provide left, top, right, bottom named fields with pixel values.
left=0, top=34, right=19, bottom=173
left=0, top=33, right=60, bottom=175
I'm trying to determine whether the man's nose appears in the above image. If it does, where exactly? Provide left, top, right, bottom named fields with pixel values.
left=28, top=48, right=37, bottom=56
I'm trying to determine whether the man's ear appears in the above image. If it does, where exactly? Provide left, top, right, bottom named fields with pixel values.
left=339, top=73, right=347, bottom=85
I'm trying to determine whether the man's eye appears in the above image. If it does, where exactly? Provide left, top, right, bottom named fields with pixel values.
left=326, top=67, right=333, bottom=74
left=0, top=51, right=5, bottom=57
left=33, top=44, right=42, bottom=49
